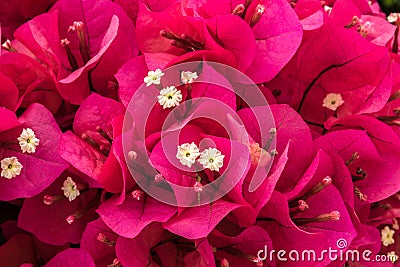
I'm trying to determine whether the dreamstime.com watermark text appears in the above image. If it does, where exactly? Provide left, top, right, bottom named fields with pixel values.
left=257, top=239, right=398, bottom=263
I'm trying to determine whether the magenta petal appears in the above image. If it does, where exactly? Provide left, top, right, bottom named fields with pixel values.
left=163, top=199, right=241, bottom=240
left=57, top=16, right=120, bottom=104
left=58, top=131, right=106, bottom=180
left=0, top=107, right=21, bottom=132
left=116, top=223, right=164, bottom=267
left=271, top=104, right=314, bottom=191
left=0, top=53, right=61, bottom=113
left=206, top=15, right=256, bottom=71
left=315, top=128, right=400, bottom=203
left=45, top=248, right=95, bottom=267
left=246, top=0, right=303, bottom=83
left=13, top=11, right=63, bottom=74
left=259, top=190, right=356, bottom=266
left=73, top=93, right=125, bottom=136
left=183, top=239, right=216, bottom=267
left=51, top=0, right=138, bottom=103
left=81, top=218, right=117, bottom=263
left=116, top=55, right=148, bottom=107
left=97, top=196, right=177, bottom=238
left=0, top=72, right=18, bottom=110
left=0, top=234, right=37, bottom=267
left=243, top=143, right=290, bottom=213
left=0, top=104, right=68, bottom=201
left=210, top=226, right=273, bottom=267
left=18, top=176, right=99, bottom=245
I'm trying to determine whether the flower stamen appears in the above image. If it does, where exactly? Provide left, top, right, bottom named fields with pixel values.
left=61, top=38, right=79, bottom=71
left=293, top=211, right=340, bottom=226
left=96, top=233, right=116, bottom=247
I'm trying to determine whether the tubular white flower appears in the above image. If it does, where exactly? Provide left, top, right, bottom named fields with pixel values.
left=181, top=71, right=198, bottom=84
left=176, top=142, right=200, bottom=167
left=1, top=157, right=23, bottom=179
left=61, top=177, right=80, bottom=201
left=17, top=128, right=40, bottom=153
left=198, top=148, right=225, bottom=171
left=322, top=93, right=344, bottom=111
left=158, top=86, right=183, bottom=109
left=144, top=69, right=164, bottom=86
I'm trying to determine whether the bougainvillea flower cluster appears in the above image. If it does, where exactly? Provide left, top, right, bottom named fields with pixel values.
left=1, top=0, right=400, bottom=266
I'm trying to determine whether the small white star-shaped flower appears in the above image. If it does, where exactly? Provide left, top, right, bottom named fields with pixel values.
left=144, top=69, right=164, bottom=86
left=158, top=86, right=183, bottom=109
left=176, top=142, right=201, bottom=167
left=1, top=157, right=23, bottom=179
left=322, top=93, right=345, bottom=111
left=381, top=226, right=395, bottom=247
left=17, top=128, right=40, bottom=153
left=181, top=71, right=198, bottom=84
left=61, top=177, right=80, bottom=201
left=198, top=148, right=225, bottom=171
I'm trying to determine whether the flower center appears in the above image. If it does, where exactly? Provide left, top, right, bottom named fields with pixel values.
left=7, top=164, right=12, bottom=169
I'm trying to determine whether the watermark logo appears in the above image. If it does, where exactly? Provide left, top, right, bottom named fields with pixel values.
left=336, top=238, right=348, bottom=249
left=122, top=61, right=276, bottom=207
left=257, top=238, right=398, bottom=263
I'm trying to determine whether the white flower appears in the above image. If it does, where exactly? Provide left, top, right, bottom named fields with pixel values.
left=176, top=142, right=201, bottom=167
left=381, top=226, right=395, bottom=246
left=17, top=128, right=40, bottom=153
left=198, top=148, right=225, bottom=171
left=61, top=177, right=80, bottom=201
left=158, top=86, right=183, bottom=109
left=144, top=69, right=164, bottom=86
left=1, top=157, right=23, bottom=179
left=324, top=5, right=332, bottom=14
left=388, top=13, right=400, bottom=23
left=181, top=71, right=198, bottom=84
left=322, top=93, right=345, bottom=111
left=388, top=251, right=399, bottom=263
